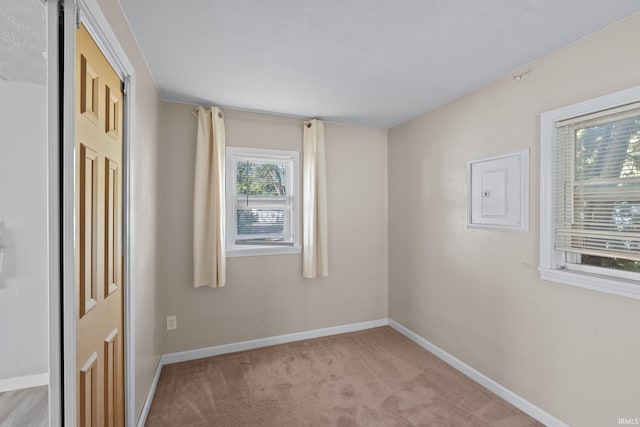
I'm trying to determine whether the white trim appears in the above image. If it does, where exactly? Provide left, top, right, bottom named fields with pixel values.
left=540, top=268, right=640, bottom=300
left=46, top=1, right=62, bottom=426
left=77, top=0, right=134, bottom=78
left=122, top=73, right=138, bottom=426
left=61, top=3, right=77, bottom=426
left=539, top=84, right=640, bottom=299
left=0, top=374, right=49, bottom=393
left=541, top=85, right=640, bottom=125
left=226, top=246, right=302, bottom=257
left=62, top=1, right=138, bottom=426
left=540, top=104, right=556, bottom=271
left=136, top=318, right=388, bottom=427
left=466, top=148, right=529, bottom=232
left=388, top=319, right=569, bottom=427
left=135, top=360, right=162, bottom=427
left=122, top=58, right=137, bottom=427
left=227, top=147, right=300, bottom=161
left=566, top=262, right=640, bottom=282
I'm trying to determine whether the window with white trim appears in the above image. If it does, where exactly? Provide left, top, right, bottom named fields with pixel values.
left=225, top=147, right=300, bottom=257
left=540, top=86, right=640, bottom=299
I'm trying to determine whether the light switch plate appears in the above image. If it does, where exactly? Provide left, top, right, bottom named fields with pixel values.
left=467, top=148, right=529, bottom=232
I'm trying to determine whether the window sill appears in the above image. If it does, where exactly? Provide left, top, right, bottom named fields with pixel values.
left=227, top=246, right=302, bottom=258
left=539, top=267, right=640, bottom=300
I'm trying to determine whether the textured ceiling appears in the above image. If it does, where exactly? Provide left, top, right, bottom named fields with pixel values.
left=0, top=0, right=46, bottom=85
left=120, top=0, right=640, bottom=129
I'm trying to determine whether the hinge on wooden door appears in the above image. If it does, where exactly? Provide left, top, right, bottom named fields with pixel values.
left=122, top=80, right=129, bottom=96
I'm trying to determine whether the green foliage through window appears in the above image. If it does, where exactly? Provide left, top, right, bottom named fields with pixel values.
left=236, top=161, right=287, bottom=196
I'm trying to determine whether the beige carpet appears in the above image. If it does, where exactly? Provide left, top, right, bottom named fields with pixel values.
left=146, top=327, right=541, bottom=426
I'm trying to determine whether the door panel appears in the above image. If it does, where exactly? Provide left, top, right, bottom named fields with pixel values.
left=75, top=24, right=124, bottom=427
left=104, top=158, right=119, bottom=298
left=105, top=85, right=121, bottom=139
left=103, top=329, right=118, bottom=427
left=79, top=144, right=97, bottom=317
left=79, top=352, right=98, bottom=427
left=80, top=54, right=99, bottom=123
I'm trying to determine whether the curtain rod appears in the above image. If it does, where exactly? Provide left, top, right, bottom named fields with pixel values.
left=191, top=106, right=223, bottom=119
left=223, top=109, right=313, bottom=126
left=191, top=106, right=345, bottom=128
left=192, top=106, right=314, bottom=127
left=223, top=111, right=354, bottom=127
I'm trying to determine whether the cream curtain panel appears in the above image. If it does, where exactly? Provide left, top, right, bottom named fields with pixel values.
left=193, top=106, right=226, bottom=288
left=302, top=119, right=329, bottom=278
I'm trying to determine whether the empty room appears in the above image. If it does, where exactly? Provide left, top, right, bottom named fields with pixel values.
left=1, top=1, right=640, bottom=426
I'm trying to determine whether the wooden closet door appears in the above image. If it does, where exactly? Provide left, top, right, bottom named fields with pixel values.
left=75, top=24, right=124, bottom=427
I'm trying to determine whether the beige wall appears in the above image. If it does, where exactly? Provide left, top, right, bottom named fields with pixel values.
left=388, top=13, right=640, bottom=427
left=97, top=0, right=164, bottom=421
left=158, top=103, right=388, bottom=353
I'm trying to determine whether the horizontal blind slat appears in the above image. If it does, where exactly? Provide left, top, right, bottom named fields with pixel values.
left=555, top=246, right=640, bottom=262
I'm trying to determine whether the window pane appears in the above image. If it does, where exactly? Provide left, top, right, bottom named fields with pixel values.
left=575, top=116, right=640, bottom=181
left=236, top=208, right=292, bottom=244
left=236, top=160, right=287, bottom=196
left=569, top=113, right=640, bottom=269
left=581, top=255, right=640, bottom=273
left=226, top=147, right=298, bottom=252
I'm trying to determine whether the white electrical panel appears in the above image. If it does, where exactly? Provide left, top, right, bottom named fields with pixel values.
left=467, top=148, right=529, bottom=232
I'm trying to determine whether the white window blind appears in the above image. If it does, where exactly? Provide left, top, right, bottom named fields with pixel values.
left=553, top=102, right=640, bottom=261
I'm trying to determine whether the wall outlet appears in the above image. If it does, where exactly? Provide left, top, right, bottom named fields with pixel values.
left=166, top=315, right=177, bottom=331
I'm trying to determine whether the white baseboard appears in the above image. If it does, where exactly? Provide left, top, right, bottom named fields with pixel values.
left=388, top=319, right=568, bottom=427
left=136, top=318, right=388, bottom=427
left=136, top=359, right=162, bottom=427
left=0, top=373, right=49, bottom=393
left=160, top=318, right=389, bottom=365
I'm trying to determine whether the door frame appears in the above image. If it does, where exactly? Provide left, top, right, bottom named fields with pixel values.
left=58, top=0, right=137, bottom=425
left=47, top=1, right=62, bottom=424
